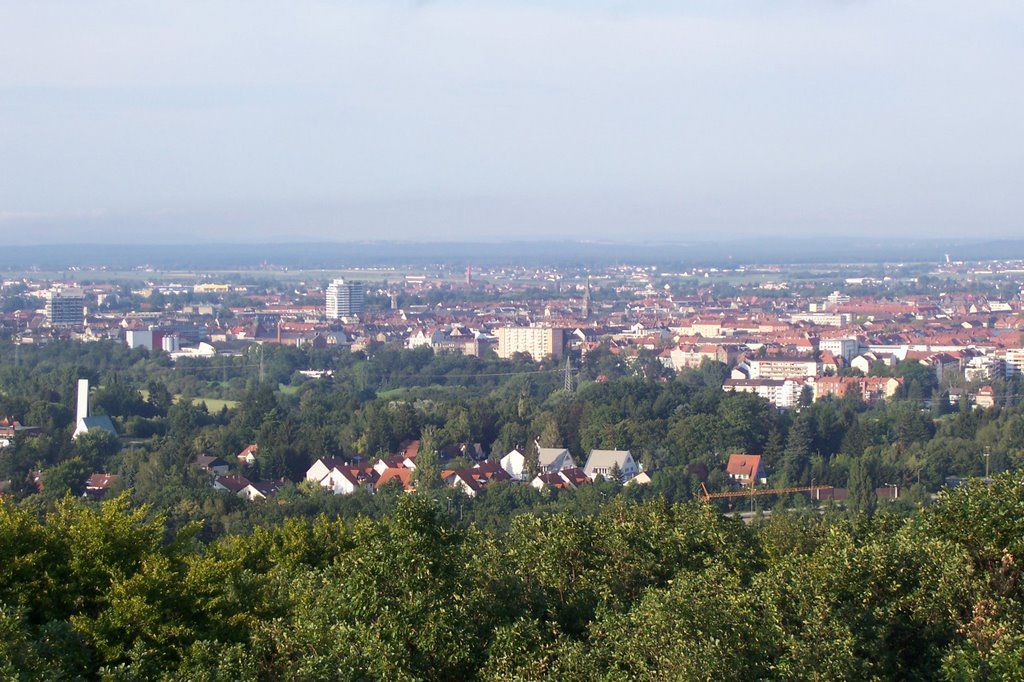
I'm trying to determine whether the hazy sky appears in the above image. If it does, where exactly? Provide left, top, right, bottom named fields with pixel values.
left=1, top=1, right=1022, bottom=244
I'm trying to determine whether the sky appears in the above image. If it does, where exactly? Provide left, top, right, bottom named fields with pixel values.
left=1, top=0, right=1022, bottom=245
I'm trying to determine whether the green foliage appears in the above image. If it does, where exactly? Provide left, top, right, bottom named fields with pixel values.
left=3, top=483, right=1024, bottom=679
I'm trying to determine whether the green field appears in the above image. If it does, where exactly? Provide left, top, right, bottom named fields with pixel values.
left=140, top=389, right=239, bottom=411
left=192, top=397, right=239, bottom=411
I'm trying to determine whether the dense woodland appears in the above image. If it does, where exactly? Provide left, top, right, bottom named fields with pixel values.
left=1, top=339, right=1024, bottom=678
left=2, top=481, right=1024, bottom=680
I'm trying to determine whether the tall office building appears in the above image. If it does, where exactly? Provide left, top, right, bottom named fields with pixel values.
left=45, top=288, right=85, bottom=327
left=326, top=279, right=364, bottom=319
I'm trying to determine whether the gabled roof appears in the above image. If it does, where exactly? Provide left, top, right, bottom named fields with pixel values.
left=214, top=475, right=251, bottom=493
left=375, top=467, right=415, bottom=492
left=315, top=456, right=350, bottom=472
left=85, top=473, right=118, bottom=490
left=247, top=479, right=286, bottom=498
left=196, top=455, right=229, bottom=469
left=537, top=448, right=573, bottom=468
left=558, top=467, right=590, bottom=487
left=583, top=449, right=635, bottom=471
left=395, top=439, right=420, bottom=459
left=726, top=454, right=763, bottom=480
left=451, top=461, right=512, bottom=492
left=79, top=415, right=117, bottom=436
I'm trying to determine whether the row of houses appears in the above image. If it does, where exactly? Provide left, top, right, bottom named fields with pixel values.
left=298, top=446, right=645, bottom=500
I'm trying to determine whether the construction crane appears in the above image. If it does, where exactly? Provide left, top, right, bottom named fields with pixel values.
left=700, top=482, right=835, bottom=503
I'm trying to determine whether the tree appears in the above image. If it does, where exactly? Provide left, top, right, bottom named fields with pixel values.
left=74, top=429, right=121, bottom=470
left=40, top=458, right=91, bottom=500
left=538, top=417, right=562, bottom=449
left=848, top=456, right=877, bottom=516
left=145, top=380, right=174, bottom=416
left=413, top=426, right=443, bottom=493
left=780, top=414, right=814, bottom=486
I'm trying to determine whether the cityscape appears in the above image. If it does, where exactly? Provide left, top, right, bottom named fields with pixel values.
left=5, top=249, right=1024, bottom=510
left=3, top=0, right=1024, bottom=678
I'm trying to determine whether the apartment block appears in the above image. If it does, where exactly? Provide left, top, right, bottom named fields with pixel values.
left=496, top=327, right=564, bottom=360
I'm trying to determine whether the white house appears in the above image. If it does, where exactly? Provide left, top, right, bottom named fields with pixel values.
left=500, top=449, right=527, bottom=481
left=240, top=479, right=286, bottom=501
left=536, top=448, right=576, bottom=474
left=237, top=444, right=259, bottom=465
left=372, top=454, right=417, bottom=475
left=305, top=457, right=370, bottom=496
left=582, top=450, right=640, bottom=482
left=449, top=461, right=512, bottom=497
left=530, top=467, right=590, bottom=491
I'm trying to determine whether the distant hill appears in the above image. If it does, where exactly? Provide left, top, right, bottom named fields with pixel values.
left=4, top=238, right=1024, bottom=270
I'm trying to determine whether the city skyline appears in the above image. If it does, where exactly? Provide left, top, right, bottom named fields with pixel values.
left=2, top=1, right=1022, bottom=244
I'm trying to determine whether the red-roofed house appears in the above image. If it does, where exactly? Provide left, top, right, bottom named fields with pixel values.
left=726, top=454, right=767, bottom=486
left=237, top=444, right=258, bottom=465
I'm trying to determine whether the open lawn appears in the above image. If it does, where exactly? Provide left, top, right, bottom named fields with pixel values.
left=192, top=397, right=239, bottom=411
left=140, top=389, right=239, bottom=411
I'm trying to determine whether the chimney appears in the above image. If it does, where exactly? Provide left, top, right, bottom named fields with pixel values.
left=76, top=379, right=89, bottom=423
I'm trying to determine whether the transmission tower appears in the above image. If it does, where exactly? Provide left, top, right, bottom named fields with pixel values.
left=564, top=355, right=574, bottom=392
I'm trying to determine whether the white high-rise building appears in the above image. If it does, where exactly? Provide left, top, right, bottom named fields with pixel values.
left=496, top=327, right=564, bottom=360
left=1004, top=349, right=1024, bottom=377
left=326, top=279, right=364, bottom=319
left=45, top=288, right=85, bottom=327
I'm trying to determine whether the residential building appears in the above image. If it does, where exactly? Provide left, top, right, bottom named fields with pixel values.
left=536, top=447, right=576, bottom=474
left=819, top=337, right=860, bottom=362
left=45, top=288, right=85, bottom=327
left=195, top=455, right=230, bottom=476
left=975, top=386, right=997, bottom=409
left=237, top=444, right=258, bottom=465
left=726, top=454, right=767, bottom=486
left=306, top=457, right=375, bottom=495
left=582, top=449, right=639, bottom=482
left=1005, top=348, right=1024, bottom=377
left=83, top=473, right=119, bottom=500
left=747, top=355, right=819, bottom=380
left=530, top=466, right=590, bottom=491
left=812, top=376, right=902, bottom=404
left=240, top=479, right=287, bottom=501
left=0, top=418, right=41, bottom=448
left=722, top=378, right=805, bottom=409
left=496, top=326, right=564, bottom=360
left=447, top=461, right=512, bottom=497
left=376, top=467, right=415, bottom=492
left=500, top=449, right=527, bottom=481
left=326, top=279, right=364, bottom=319
left=965, top=354, right=1002, bottom=382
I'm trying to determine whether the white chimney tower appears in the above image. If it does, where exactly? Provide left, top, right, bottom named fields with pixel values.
left=76, top=379, right=89, bottom=424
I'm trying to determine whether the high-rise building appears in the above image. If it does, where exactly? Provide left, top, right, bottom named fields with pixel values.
left=45, top=288, right=85, bottom=327
left=326, top=279, right=364, bottom=319
left=1004, top=349, right=1024, bottom=377
left=496, top=327, right=564, bottom=360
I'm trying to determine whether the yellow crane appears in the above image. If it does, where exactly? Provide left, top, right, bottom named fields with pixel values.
left=700, top=481, right=835, bottom=503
